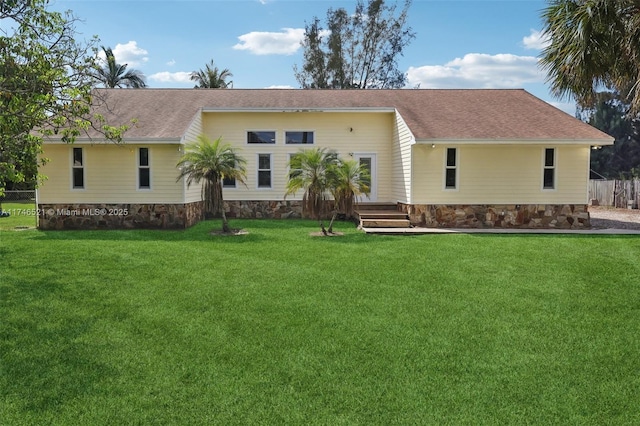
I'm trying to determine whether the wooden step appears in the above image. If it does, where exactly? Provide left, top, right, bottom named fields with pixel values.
left=360, top=218, right=411, bottom=228
left=357, top=211, right=409, bottom=220
left=354, top=203, right=399, bottom=211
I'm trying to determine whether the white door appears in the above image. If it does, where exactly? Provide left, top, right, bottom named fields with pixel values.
left=354, top=153, right=377, bottom=202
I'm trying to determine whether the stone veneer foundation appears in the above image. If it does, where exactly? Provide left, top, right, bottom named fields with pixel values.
left=37, top=202, right=204, bottom=230
left=224, top=200, right=303, bottom=219
left=398, top=203, right=591, bottom=229
left=36, top=200, right=304, bottom=230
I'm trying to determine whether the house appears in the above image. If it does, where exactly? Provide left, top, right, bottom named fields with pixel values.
left=36, top=88, right=613, bottom=230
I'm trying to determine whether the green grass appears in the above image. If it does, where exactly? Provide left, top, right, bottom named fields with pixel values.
left=1, top=219, right=640, bottom=424
left=0, top=201, right=38, bottom=231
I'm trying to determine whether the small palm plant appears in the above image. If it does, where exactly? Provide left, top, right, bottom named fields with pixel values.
left=328, top=158, right=370, bottom=232
left=177, top=135, right=246, bottom=233
left=285, top=147, right=339, bottom=233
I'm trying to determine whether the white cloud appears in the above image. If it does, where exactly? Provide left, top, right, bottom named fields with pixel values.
left=166, top=59, right=176, bottom=66
left=233, top=28, right=305, bottom=55
left=522, top=29, right=550, bottom=50
left=406, top=53, right=544, bottom=89
left=111, top=41, right=149, bottom=67
left=149, top=71, right=193, bottom=84
left=265, top=85, right=294, bottom=89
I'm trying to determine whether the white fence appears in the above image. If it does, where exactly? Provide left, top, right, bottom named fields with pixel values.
left=589, top=179, right=640, bottom=208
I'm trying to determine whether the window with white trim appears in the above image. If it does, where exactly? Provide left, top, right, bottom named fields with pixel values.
left=138, top=147, right=151, bottom=189
left=258, top=154, right=272, bottom=188
left=543, top=148, right=555, bottom=189
left=285, top=131, right=314, bottom=144
left=445, top=148, right=457, bottom=189
left=72, top=147, right=84, bottom=189
left=248, top=131, right=276, bottom=144
left=222, top=176, right=236, bottom=188
left=288, top=153, right=302, bottom=181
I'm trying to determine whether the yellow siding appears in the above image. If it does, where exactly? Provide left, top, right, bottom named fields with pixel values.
left=202, top=111, right=395, bottom=201
left=182, top=112, right=205, bottom=203
left=182, top=110, right=203, bottom=143
left=391, top=110, right=413, bottom=204
left=38, top=143, right=185, bottom=204
left=412, top=144, right=590, bottom=204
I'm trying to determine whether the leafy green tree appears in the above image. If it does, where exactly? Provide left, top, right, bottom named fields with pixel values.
left=294, top=0, right=415, bottom=89
left=190, top=60, right=233, bottom=88
left=579, top=92, right=640, bottom=179
left=176, top=135, right=247, bottom=233
left=540, top=0, right=640, bottom=112
left=92, top=46, right=147, bottom=88
left=285, top=147, right=339, bottom=233
left=0, top=0, right=132, bottom=201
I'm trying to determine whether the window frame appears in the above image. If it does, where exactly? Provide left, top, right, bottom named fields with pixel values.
left=137, top=147, right=151, bottom=190
left=285, top=130, right=315, bottom=145
left=444, top=147, right=458, bottom=191
left=257, top=153, right=272, bottom=189
left=542, top=147, right=556, bottom=190
left=71, top=147, right=85, bottom=190
left=222, top=176, right=237, bottom=189
left=247, top=130, right=277, bottom=145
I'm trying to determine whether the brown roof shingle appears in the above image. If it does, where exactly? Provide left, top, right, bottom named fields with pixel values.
left=83, top=88, right=612, bottom=142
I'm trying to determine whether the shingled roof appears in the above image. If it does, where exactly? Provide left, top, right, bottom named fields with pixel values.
left=83, top=88, right=612, bottom=142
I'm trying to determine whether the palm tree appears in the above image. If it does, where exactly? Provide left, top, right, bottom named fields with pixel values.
left=540, top=0, right=640, bottom=111
left=92, top=46, right=147, bottom=88
left=285, top=147, right=339, bottom=233
left=331, top=158, right=370, bottom=218
left=176, top=135, right=246, bottom=233
left=190, top=60, right=233, bottom=88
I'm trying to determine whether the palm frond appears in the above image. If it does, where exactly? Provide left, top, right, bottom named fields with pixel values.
left=92, top=46, right=147, bottom=89
left=176, top=135, right=247, bottom=223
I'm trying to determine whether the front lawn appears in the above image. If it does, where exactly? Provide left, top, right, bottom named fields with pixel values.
left=0, top=201, right=38, bottom=231
left=1, top=221, right=639, bottom=424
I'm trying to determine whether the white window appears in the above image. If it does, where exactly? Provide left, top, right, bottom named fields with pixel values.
left=222, top=176, right=236, bottom=188
left=543, top=148, right=555, bottom=189
left=288, top=153, right=301, bottom=181
left=445, top=147, right=457, bottom=190
left=138, top=147, right=151, bottom=189
left=285, top=131, right=314, bottom=145
left=248, top=131, right=276, bottom=144
left=257, top=154, right=272, bottom=188
left=72, top=147, right=84, bottom=189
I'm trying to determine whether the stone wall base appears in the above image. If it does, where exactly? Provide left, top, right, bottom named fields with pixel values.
left=398, top=203, right=590, bottom=229
left=37, top=202, right=204, bottom=230
left=224, top=200, right=304, bottom=219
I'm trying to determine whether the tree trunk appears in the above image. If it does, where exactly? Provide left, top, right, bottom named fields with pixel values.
left=221, top=204, right=231, bottom=233
left=327, top=212, right=337, bottom=234
left=319, top=219, right=328, bottom=235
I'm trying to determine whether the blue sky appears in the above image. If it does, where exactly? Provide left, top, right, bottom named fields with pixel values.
left=50, top=0, right=573, bottom=113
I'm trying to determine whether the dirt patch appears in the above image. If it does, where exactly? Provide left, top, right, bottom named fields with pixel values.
left=589, top=206, right=640, bottom=230
left=209, top=229, right=249, bottom=236
left=309, top=231, right=345, bottom=237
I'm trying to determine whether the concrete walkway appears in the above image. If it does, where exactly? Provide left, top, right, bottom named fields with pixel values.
left=361, top=227, right=640, bottom=235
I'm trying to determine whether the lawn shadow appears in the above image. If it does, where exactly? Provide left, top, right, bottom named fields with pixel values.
left=28, top=219, right=369, bottom=244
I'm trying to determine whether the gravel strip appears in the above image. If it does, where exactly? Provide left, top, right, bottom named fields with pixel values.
left=589, top=206, right=640, bottom=230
